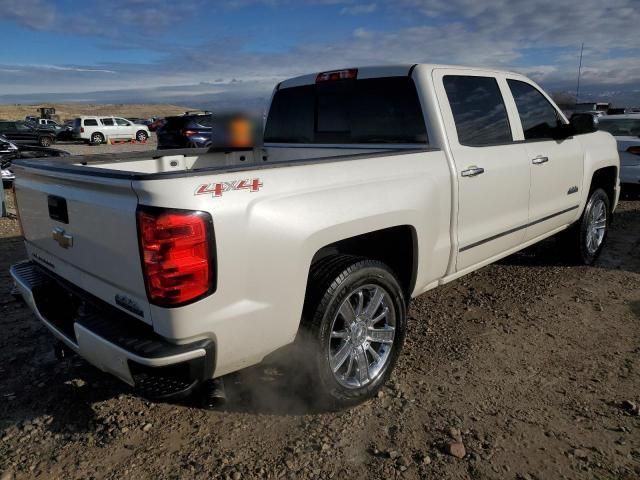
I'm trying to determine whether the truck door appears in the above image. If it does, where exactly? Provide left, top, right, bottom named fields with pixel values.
left=433, top=70, right=531, bottom=271
left=504, top=78, right=584, bottom=240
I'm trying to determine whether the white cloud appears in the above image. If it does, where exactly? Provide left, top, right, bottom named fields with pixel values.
left=0, top=0, right=638, bottom=105
left=0, top=0, right=57, bottom=30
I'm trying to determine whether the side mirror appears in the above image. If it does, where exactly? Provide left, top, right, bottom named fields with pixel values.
left=570, top=113, right=598, bottom=135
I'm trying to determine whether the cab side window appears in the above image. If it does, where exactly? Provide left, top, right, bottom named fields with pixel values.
left=507, top=80, right=561, bottom=140
left=115, top=118, right=130, bottom=126
left=101, top=118, right=115, bottom=126
left=443, top=75, right=512, bottom=146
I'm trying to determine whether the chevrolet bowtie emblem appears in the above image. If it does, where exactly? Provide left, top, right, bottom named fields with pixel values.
left=52, top=227, right=73, bottom=249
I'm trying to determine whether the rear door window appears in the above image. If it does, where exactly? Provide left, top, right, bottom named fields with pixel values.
left=443, top=75, right=513, bottom=146
left=507, top=80, right=561, bottom=140
left=83, top=119, right=98, bottom=126
left=100, top=118, right=115, bottom=126
left=264, top=77, right=428, bottom=144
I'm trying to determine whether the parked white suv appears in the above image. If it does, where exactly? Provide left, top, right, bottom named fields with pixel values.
left=72, top=116, right=150, bottom=144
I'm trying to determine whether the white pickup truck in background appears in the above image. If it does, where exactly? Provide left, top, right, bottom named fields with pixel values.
left=10, top=64, right=619, bottom=406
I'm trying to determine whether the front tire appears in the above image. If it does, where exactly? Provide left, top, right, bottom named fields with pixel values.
left=39, top=136, right=52, bottom=147
left=302, top=256, right=406, bottom=407
left=559, top=188, right=610, bottom=264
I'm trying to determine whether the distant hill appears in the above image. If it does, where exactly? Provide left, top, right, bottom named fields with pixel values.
left=0, top=104, right=196, bottom=122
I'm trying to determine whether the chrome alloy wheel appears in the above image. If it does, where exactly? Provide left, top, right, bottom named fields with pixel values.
left=328, top=284, right=396, bottom=389
left=586, top=197, right=607, bottom=254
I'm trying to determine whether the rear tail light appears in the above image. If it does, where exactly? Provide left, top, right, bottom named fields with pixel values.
left=316, top=68, right=358, bottom=83
left=137, top=207, right=216, bottom=307
left=182, top=129, right=197, bottom=137
left=81, top=127, right=84, bottom=133
left=627, top=146, right=640, bottom=156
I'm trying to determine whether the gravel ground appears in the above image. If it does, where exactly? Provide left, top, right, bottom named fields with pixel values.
left=0, top=188, right=639, bottom=480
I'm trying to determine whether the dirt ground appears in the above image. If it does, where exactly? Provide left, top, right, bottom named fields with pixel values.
left=0, top=189, right=639, bottom=480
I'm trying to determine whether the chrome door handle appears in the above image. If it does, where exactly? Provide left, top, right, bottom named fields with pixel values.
left=461, top=166, right=485, bottom=177
left=532, top=156, right=549, bottom=165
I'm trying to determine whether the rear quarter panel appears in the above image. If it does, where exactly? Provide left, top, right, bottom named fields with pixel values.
left=133, top=150, right=452, bottom=376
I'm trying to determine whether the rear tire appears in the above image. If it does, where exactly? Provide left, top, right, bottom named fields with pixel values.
left=558, top=188, right=610, bottom=265
left=301, top=255, right=406, bottom=407
left=90, top=132, right=105, bottom=145
left=39, top=136, right=52, bottom=147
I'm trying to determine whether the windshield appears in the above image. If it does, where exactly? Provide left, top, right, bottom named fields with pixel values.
left=264, top=77, right=428, bottom=144
left=598, top=118, right=640, bottom=136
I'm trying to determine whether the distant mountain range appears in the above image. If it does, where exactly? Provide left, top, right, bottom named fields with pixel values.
left=0, top=80, right=638, bottom=111
left=0, top=81, right=274, bottom=115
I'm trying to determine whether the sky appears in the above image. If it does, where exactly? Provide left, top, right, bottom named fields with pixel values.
left=0, top=0, right=639, bottom=110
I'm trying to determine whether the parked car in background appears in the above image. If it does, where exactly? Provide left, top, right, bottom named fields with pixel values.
left=26, top=118, right=73, bottom=141
left=1, top=134, right=70, bottom=187
left=0, top=121, right=57, bottom=147
left=72, top=116, right=150, bottom=144
left=156, top=113, right=212, bottom=149
left=597, top=115, right=640, bottom=189
left=0, top=134, right=18, bottom=155
left=148, top=118, right=166, bottom=132
left=126, top=118, right=154, bottom=126
left=571, top=110, right=605, bottom=121
left=1, top=134, right=18, bottom=187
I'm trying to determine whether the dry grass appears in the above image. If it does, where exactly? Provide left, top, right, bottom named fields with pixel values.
left=0, top=103, right=196, bottom=122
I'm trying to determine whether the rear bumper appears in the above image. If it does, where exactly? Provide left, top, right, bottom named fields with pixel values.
left=10, top=261, right=215, bottom=398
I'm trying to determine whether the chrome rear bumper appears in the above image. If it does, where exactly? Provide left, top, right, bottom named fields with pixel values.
left=10, top=260, right=215, bottom=398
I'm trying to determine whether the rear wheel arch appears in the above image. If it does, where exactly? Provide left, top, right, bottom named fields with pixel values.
left=307, top=225, right=418, bottom=302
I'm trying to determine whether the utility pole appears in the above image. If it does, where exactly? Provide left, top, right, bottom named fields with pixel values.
left=575, top=42, right=584, bottom=107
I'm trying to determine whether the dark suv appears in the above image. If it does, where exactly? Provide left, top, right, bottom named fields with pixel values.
left=0, top=121, right=57, bottom=147
left=156, top=113, right=212, bottom=150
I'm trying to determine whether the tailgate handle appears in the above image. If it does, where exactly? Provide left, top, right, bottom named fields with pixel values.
left=48, top=195, right=69, bottom=224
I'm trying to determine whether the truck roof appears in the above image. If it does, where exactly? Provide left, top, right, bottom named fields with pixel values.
left=278, top=63, right=522, bottom=89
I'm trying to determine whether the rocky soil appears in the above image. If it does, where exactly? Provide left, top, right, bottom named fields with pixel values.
left=0, top=189, right=639, bottom=480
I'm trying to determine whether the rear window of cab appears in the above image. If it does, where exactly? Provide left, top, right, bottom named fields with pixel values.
left=264, top=77, right=428, bottom=144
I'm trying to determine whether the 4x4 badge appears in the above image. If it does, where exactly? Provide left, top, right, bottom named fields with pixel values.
left=195, top=178, right=263, bottom=198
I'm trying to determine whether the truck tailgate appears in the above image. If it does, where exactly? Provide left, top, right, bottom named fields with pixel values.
left=14, top=167, right=151, bottom=323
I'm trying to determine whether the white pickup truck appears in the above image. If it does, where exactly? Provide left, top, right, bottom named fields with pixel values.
left=10, top=64, right=619, bottom=406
